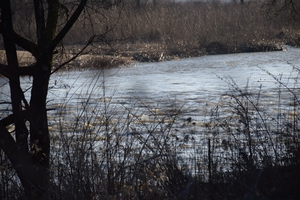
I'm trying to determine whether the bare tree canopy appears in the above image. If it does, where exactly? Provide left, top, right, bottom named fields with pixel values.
left=263, top=0, right=300, bottom=23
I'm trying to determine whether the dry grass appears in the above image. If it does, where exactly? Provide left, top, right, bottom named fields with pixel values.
left=2, top=1, right=299, bottom=68
left=62, top=0, right=300, bottom=63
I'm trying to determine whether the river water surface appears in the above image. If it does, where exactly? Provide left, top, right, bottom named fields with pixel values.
left=1, top=46, right=300, bottom=127
left=47, top=45, right=300, bottom=121
left=1, top=46, right=300, bottom=170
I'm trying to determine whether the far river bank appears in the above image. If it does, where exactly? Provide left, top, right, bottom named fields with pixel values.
left=0, top=41, right=289, bottom=71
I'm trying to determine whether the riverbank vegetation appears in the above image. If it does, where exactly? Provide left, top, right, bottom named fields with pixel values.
left=62, top=0, right=300, bottom=64
left=4, top=0, right=300, bottom=68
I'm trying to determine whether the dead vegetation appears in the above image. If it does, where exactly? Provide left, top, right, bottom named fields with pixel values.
left=3, top=0, right=299, bottom=69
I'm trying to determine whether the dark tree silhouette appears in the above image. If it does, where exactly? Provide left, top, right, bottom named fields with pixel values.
left=0, top=0, right=120, bottom=199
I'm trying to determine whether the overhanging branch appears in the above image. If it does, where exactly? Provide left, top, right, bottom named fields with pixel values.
left=51, top=36, right=93, bottom=74
left=50, top=0, right=88, bottom=51
left=0, top=113, right=15, bottom=127
left=0, top=21, right=38, bottom=57
left=13, top=33, right=38, bottom=58
left=0, top=63, right=12, bottom=79
left=0, top=63, right=35, bottom=78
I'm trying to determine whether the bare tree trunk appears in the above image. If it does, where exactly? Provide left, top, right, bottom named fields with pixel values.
left=0, top=0, right=120, bottom=198
left=0, top=0, right=50, bottom=198
left=0, top=0, right=88, bottom=199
